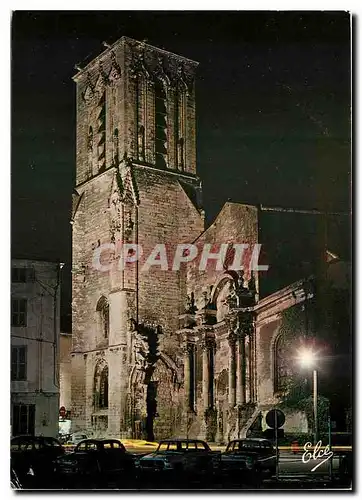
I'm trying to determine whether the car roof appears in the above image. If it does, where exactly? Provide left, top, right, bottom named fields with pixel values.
left=77, top=439, right=123, bottom=444
left=159, top=439, right=207, bottom=443
left=231, top=438, right=272, bottom=443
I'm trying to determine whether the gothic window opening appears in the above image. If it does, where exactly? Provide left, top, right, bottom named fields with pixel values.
left=99, top=366, right=109, bottom=409
left=155, top=81, right=167, bottom=169
left=113, top=128, right=119, bottom=165
left=274, top=334, right=293, bottom=392
left=97, top=92, right=106, bottom=172
left=96, top=296, right=109, bottom=339
left=136, top=75, right=146, bottom=162
left=138, top=126, right=145, bottom=161
left=175, top=90, right=185, bottom=170
left=93, top=364, right=109, bottom=411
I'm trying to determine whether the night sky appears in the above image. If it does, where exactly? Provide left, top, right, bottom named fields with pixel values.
left=11, top=11, right=351, bottom=325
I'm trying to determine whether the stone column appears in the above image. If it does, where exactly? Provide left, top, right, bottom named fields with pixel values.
left=184, top=344, right=191, bottom=409
left=228, top=334, right=236, bottom=406
left=236, top=334, right=246, bottom=405
left=209, top=343, right=215, bottom=408
left=202, top=342, right=209, bottom=410
left=249, top=332, right=255, bottom=402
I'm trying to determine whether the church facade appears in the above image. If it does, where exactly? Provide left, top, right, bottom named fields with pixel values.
left=70, top=36, right=308, bottom=442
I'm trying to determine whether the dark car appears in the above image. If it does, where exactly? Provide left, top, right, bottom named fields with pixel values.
left=11, top=435, right=65, bottom=489
left=136, top=439, right=220, bottom=486
left=53, top=438, right=136, bottom=488
left=221, top=438, right=277, bottom=484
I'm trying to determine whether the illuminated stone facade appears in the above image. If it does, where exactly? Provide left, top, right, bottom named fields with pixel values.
left=71, top=37, right=308, bottom=441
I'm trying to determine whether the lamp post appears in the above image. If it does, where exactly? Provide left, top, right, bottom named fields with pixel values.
left=298, top=348, right=318, bottom=444
left=313, top=368, right=318, bottom=444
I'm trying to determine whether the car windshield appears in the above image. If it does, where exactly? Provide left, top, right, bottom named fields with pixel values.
left=228, top=440, right=272, bottom=452
left=157, top=441, right=209, bottom=451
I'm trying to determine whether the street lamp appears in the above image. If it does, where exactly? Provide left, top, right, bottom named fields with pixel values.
left=297, top=348, right=318, bottom=444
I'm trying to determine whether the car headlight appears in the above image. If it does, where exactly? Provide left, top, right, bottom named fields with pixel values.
left=246, top=457, right=254, bottom=469
left=163, top=462, right=174, bottom=470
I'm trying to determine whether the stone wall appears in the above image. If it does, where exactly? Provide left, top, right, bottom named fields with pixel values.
left=59, top=333, right=72, bottom=410
left=71, top=36, right=203, bottom=438
left=186, top=202, right=259, bottom=308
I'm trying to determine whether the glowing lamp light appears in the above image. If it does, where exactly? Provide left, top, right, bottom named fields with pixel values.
left=297, top=348, right=317, bottom=368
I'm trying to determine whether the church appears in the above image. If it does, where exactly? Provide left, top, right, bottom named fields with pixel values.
left=70, top=36, right=313, bottom=442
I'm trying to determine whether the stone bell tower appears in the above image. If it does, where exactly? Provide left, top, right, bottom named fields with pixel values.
left=71, top=37, right=204, bottom=438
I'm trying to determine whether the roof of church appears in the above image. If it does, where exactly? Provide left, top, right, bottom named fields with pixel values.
left=73, top=35, right=198, bottom=81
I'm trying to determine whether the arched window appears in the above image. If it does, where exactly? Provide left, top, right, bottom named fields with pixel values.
left=154, top=81, right=167, bottom=169
left=136, top=74, right=146, bottom=162
left=94, top=364, right=108, bottom=410
left=96, top=296, right=109, bottom=339
left=274, top=334, right=292, bottom=392
left=138, top=125, right=145, bottom=161
left=97, top=92, right=106, bottom=172
left=175, top=89, right=186, bottom=170
left=99, top=366, right=109, bottom=408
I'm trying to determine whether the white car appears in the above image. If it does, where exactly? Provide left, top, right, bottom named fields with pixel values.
left=64, top=433, right=88, bottom=451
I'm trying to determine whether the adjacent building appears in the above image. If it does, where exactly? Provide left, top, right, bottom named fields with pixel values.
left=11, top=259, right=62, bottom=437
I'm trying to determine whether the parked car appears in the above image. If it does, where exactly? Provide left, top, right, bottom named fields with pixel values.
left=53, top=438, right=136, bottom=488
left=221, top=438, right=277, bottom=484
left=136, top=439, right=220, bottom=485
left=11, top=435, right=65, bottom=489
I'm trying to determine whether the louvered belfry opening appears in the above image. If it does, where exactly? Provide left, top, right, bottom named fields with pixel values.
left=97, top=91, right=106, bottom=172
left=155, top=80, right=167, bottom=169
left=175, top=89, right=185, bottom=171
